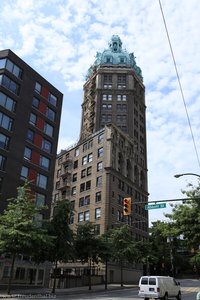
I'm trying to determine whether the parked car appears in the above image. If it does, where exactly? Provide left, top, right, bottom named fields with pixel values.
left=138, top=275, right=181, bottom=300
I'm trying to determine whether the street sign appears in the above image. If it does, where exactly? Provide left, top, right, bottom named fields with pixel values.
left=145, top=203, right=166, bottom=210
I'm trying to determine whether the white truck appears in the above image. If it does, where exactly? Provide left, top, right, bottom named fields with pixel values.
left=138, top=275, right=181, bottom=300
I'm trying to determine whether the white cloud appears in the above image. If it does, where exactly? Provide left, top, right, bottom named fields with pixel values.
left=1, top=0, right=200, bottom=222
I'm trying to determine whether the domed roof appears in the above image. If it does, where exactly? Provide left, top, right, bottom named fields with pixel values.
left=86, top=35, right=143, bottom=81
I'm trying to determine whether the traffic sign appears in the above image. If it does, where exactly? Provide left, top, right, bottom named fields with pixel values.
left=145, top=203, right=166, bottom=210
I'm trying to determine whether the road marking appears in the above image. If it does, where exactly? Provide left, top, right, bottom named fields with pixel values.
left=181, top=287, right=200, bottom=293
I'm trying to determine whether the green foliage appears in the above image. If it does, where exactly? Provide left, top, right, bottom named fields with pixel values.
left=109, top=225, right=137, bottom=263
left=0, top=181, right=52, bottom=294
left=166, top=182, right=200, bottom=249
left=48, top=200, right=74, bottom=263
left=0, top=181, right=50, bottom=256
left=75, top=222, right=101, bottom=263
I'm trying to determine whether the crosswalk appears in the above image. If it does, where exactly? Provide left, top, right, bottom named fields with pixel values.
left=181, top=286, right=200, bottom=293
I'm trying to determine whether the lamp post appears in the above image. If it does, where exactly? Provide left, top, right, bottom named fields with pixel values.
left=174, top=173, right=200, bottom=179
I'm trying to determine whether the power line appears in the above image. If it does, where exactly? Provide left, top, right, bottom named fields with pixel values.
left=158, top=0, right=200, bottom=168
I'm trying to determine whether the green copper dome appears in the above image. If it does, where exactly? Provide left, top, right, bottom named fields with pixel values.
left=86, top=35, right=143, bottom=81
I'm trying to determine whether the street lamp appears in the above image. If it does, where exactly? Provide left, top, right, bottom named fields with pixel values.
left=174, top=173, right=200, bottom=179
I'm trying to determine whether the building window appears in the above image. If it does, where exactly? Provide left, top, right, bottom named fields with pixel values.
left=120, top=57, right=126, bottom=63
left=0, top=155, right=6, bottom=170
left=32, top=97, right=39, bottom=109
left=117, top=94, right=127, bottom=101
left=0, top=75, right=20, bottom=95
left=95, top=208, right=101, bottom=219
left=82, top=155, right=87, bottom=165
left=98, top=133, right=104, bottom=144
left=71, top=186, right=76, bottom=195
left=27, top=129, right=34, bottom=143
left=103, top=74, right=112, bottom=84
left=72, top=173, right=77, bottom=182
left=34, top=213, right=43, bottom=226
left=0, top=58, right=23, bottom=79
left=96, top=176, right=102, bottom=187
left=83, top=143, right=87, bottom=152
left=48, top=93, right=57, bottom=107
left=24, top=147, right=32, bottom=160
left=35, top=82, right=42, bottom=94
left=102, top=103, right=112, bottom=110
left=46, top=107, right=55, bottom=121
left=97, top=161, right=103, bottom=171
left=56, top=181, right=60, bottom=189
left=101, top=114, right=112, bottom=123
left=95, top=191, right=101, bottom=202
left=69, top=213, right=74, bottom=224
left=0, top=133, right=9, bottom=150
left=81, top=169, right=86, bottom=178
left=29, top=113, right=37, bottom=125
left=3, top=266, right=11, bottom=278
left=86, top=180, right=91, bottom=190
left=35, top=193, right=46, bottom=207
left=80, top=183, right=85, bottom=192
left=44, top=122, right=53, bottom=137
left=78, top=210, right=89, bottom=222
left=36, top=173, right=48, bottom=189
left=117, top=104, right=127, bottom=111
left=88, top=139, right=93, bottom=149
left=0, top=58, right=6, bottom=69
left=102, top=94, right=112, bottom=101
left=74, top=148, right=79, bottom=157
left=88, top=153, right=93, bottom=163
left=0, top=112, right=13, bottom=131
left=98, top=147, right=103, bottom=157
left=0, top=91, right=16, bottom=112
left=20, top=166, right=29, bottom=179
left=74, top=160, right=78, bottom=169
left=85, top=210, right=90, bottom=221
left=118, top=74, right=126, bottom=84
left=79, top=195, right=90, bottom=207
left=78, top=212, right=84, bottom=222
left=42, top=139, right=52, bottom=153
left=87, top=166, right=92, bottom=176
left=94, top=224, right=100, bottom=235
left=116, top=115, right=127, bottom=123
left=40, top=155, right=50, bottom=170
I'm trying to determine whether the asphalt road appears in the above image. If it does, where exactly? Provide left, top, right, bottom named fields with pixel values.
left=0, top=278, right=199, bottom=300
left=58, top=278, right=200, bottom=300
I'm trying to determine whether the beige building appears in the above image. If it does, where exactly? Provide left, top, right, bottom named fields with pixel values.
left=52, top=35, right=148, bottom=285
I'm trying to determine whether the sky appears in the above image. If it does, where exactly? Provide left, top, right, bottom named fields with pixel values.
left=0, top=0, right=200, bottom=223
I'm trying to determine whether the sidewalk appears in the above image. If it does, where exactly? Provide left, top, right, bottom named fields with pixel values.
left=0, top=284, right=138, bottom=298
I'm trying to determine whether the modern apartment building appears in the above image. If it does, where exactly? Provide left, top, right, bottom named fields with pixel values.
left=0, top=49, right=63, bottom=285
left=52, top=35, right=148, bottom=285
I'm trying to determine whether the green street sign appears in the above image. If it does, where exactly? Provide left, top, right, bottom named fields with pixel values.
left=145, top=203, right=166, bottom=210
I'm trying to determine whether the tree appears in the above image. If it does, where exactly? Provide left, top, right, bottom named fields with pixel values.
left=166, top=182, right=200, bottom=249
left=98, top=232, right=113, bottom=290
left=109, top=225, right=137, bottom=287
left=74, top=222, right=101, bottom=290
left=48, top=200, right=74, bottom=294
left=0, top=181, right=51, bottom=294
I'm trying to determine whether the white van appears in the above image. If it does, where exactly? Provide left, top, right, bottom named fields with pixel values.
left=138, top=276, right=181, bottom=300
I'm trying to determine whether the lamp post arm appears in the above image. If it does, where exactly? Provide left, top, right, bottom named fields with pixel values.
left=174, top=173, right=200, bottom=179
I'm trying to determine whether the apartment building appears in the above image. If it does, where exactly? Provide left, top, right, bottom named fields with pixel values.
left=0, top=49, right=63, bottom=285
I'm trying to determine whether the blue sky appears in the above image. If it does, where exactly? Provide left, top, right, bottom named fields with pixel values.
left=1, top=0, right=200, bottom=222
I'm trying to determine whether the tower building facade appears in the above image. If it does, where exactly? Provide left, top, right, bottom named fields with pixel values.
left=53, top=36, right=148, bottom=283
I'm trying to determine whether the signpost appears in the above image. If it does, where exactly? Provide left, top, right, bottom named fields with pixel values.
left=145, top=203, right=166, bottom=210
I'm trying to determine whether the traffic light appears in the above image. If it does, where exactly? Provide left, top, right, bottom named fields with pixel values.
left=123, top=197, right=131, bottom=216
